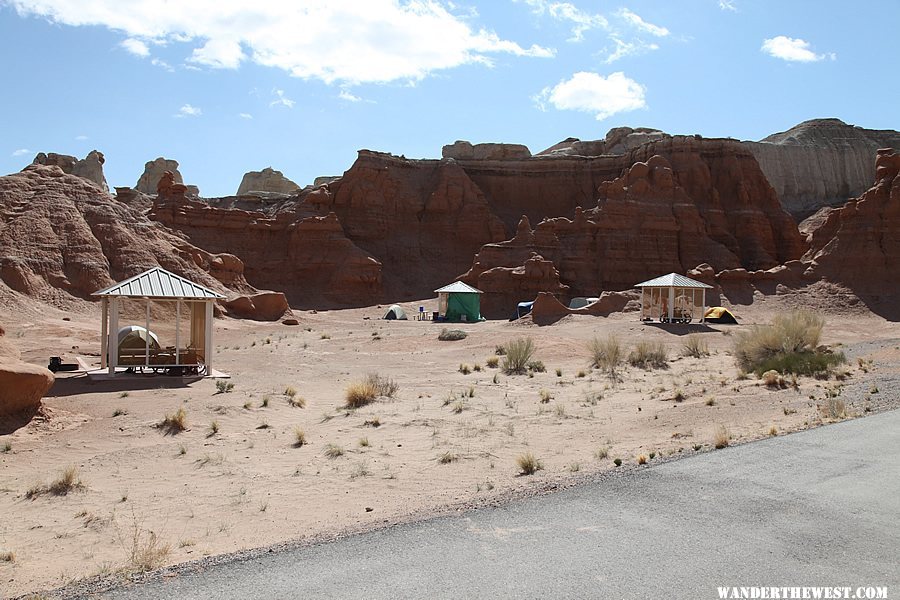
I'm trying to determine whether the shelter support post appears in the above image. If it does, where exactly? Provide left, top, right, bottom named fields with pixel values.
left=108, top=297, right=119, bottom=375
left=701, top=289, right=706, bottom=323
left=100, top=297, right=108, bottom=369
left=668, top=287, right=675, bottom=322
left=145, top=299, right=151, bottom=367
left=204, top=301, right=213, bottom=374
left=640, top=287, right=645, bottom=321
left=175, top=300, right=181, bottom=365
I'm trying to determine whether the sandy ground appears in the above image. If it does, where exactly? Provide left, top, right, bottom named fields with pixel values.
left=1, top=297, right=898, bottom=598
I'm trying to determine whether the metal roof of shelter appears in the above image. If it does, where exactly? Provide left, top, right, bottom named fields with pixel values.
left=635, top=273, right=712, bottom=289
left=434, top=281, right=483, bottom=294
left=93, top=267, right=225, bottom=300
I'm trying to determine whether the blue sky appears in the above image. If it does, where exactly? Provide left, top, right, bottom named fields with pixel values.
left=1, top=0, right=897, bottom=197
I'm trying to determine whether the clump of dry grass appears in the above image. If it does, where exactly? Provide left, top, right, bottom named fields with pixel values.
left=366, top=373, right=399, bottom=398
left=594, top=446, right=609, bottom=460
left=159, top=407, right=187, bottom=434
left=588, top=335, right=621, bottom=377
left=768, top=425, right=778, bottom=436
left=437, top=451, right=458, bottom=464
left=539, top=389, right=552, bottom=403
left=628, top=341, right=668, bottom=369
left=683, top=334, right=710, bottom=358
left=27, top=465, right=85, bottom=499
left=0, top=550, right=15, bottom=563
left=502, top=338, right=536, bottom=375
left=516, top=452, right=543, bottom=475
left=823, top=397, right=847, bottom=420
left=288, top=395, right=306, bottom=408
left=324, top=443, right=344, bottom=458
left=208, top=420, right=219, bottom=437
left=293, top=427, right=306, bottom=447
left=344, top=379, right=378, bottom=409
left=121, top=516, right=171, bottom=572
left=713, top=424, right=730, bottom=449
left=486, top=356, right=500, bottom=368
left=762, top=370, right=786, bottom=388
left=637, top=454, right=648, bottom=465
left=734, top=310, right=844, bottom=376
left=450, top=400, right=466, bottom=414
left=363, top=417, right=381, bottom=428
left=458, top=363, right=471, bottom=375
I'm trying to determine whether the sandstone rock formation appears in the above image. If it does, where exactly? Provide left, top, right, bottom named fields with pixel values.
left=528, top=290, right=639, bottom=325
left=461, top=143, right=805, bottom=317
left=0, top=165, right=252, bottom=307
left=802, top=148, right=900, bottom=314
left=149, top=195, right=382, bottom=308
left=237, top=167, right=301, bottom=196
left=136, top=157, right=199, bottom=196
left=0, top=326, right=54, bottom=422
left=223, top=291, right=293, bottom=321
left=442, top=141, right=531, bottom=160
left=473, top=250, right=569, bottom=319
left=537, top=127, right=668, bottom=157
left=745, top=119, right=900, bottom=219
left=32, top=150, right=108, bottom=190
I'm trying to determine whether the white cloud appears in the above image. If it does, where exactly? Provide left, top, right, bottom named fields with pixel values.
left=121, top=37, right=150, bottom=56
left=8, top=0, right=552, bottom=84
left=718, top=0, right=737, bottom=11
left=270, top=89, right=294, bottom=109
left=11, top=148, right=31, bottom=157
left=519, top=0, right=608, bottom=42
left=534, top=71, right=646, bottom=120
left=603, top=37, right=659, bottom=64
left=75, top=134, right=89, bottom=140
left=338, top=90, right=362, bottom=102
left=175, top=103, right=202, bottom=117
left=151, top=57, right=174, bottom=71
left=761, top=36, right=831, bottom=62
left=238, top=112, right=253, bottom=119
left=617, top=8, right=668, bottom=37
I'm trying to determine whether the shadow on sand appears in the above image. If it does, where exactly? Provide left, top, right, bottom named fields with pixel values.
left=44, top=372, right=205, bottom=398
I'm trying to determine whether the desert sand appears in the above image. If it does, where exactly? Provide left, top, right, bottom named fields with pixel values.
left=1, top=294, right=898, bottom=598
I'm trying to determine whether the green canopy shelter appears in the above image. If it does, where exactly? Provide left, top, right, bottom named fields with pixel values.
left=434, top=282, right=483, bottom=322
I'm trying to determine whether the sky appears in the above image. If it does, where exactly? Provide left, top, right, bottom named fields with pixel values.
left=1, top=0, right=897, bottom=197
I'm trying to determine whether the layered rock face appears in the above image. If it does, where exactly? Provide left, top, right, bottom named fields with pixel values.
left=149, top=195, right=382, bottom=308
left=0, top=165, right=252, bottom=307
left=537, top=127, right=667, bottom=157
left=237, top=167, right=300, bottom=196
left=32, top=150, right=108, bottom=190
left=745, top=119, right=900, bottom=219
left=136, top=157, right=199, bottom=196
left=803, top=148, right=900, bottom=302
left=442, top=141, right=532, bottom=160
left=461, top=141, right=805, bottom=317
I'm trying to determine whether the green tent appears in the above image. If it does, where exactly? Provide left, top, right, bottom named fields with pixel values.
left=435, top=281, right=483, bottom=322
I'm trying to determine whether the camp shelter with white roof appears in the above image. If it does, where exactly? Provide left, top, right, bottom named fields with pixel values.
left=434, top=281, right=483, bottom=322
left=93, top=267, right=224, bottom=375
left=636, top=272, right=712, bottom=323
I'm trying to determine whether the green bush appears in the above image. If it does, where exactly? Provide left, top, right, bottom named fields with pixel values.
left=734, top=310, right=844, bottom=376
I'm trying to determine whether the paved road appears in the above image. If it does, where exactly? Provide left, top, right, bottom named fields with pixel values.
left=103, top=411, right=900, bottom=600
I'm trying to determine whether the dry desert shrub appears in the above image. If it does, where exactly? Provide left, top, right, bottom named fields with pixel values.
left=588, top=335, right=621, bottom=376
left=0, top=550, right=14, bottom=563
left=682, top=334, right=710, bottom=358
left=734, top=310, right=844, bottom=376
left=486, top=356, right=499, bottom=368
left=437, top=451, right=458, bottom=464
left=516, top=452, right=543, bottom=475
left=637, top=454, right=648, bottom=465
left=293, top=427, right=306, bottom=447
left=27, top=465, right=85, bottom=499
left=823, top=397, right=847, bottom=420
left=627, top=341, right=668, bottom=369
left=366, top=373, right=399, bottom=398
left=344, top=380, right=378, bottom=409
left=324, top=443, right=344, bottom=458
left=160, top=407, right=187, bottom=434
left=503, top=338, right=536, bottom=374
left=713, top=424, right=730, bottom=449
left=762, top=370, right=785, bottom=388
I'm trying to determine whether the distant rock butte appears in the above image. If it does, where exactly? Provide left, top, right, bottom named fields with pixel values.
left=237, top=167, right=300, bottom=196
left=136, top=157, right=199, bottom=196
left=745, top=118, right=900, bottom=219
left=442, top=141, right=531, bottom=160
left=0, top=164, right=253, bottom=308
left=32, top=150, right=108, bottom=191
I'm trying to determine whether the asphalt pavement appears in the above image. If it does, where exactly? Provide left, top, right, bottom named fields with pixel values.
left=100, top=409, right=900, bottom=600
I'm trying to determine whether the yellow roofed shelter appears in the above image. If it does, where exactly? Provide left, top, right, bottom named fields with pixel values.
left=93, top=267, right=224, bottom=376
left=636, top=273, right=713, bottom=324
